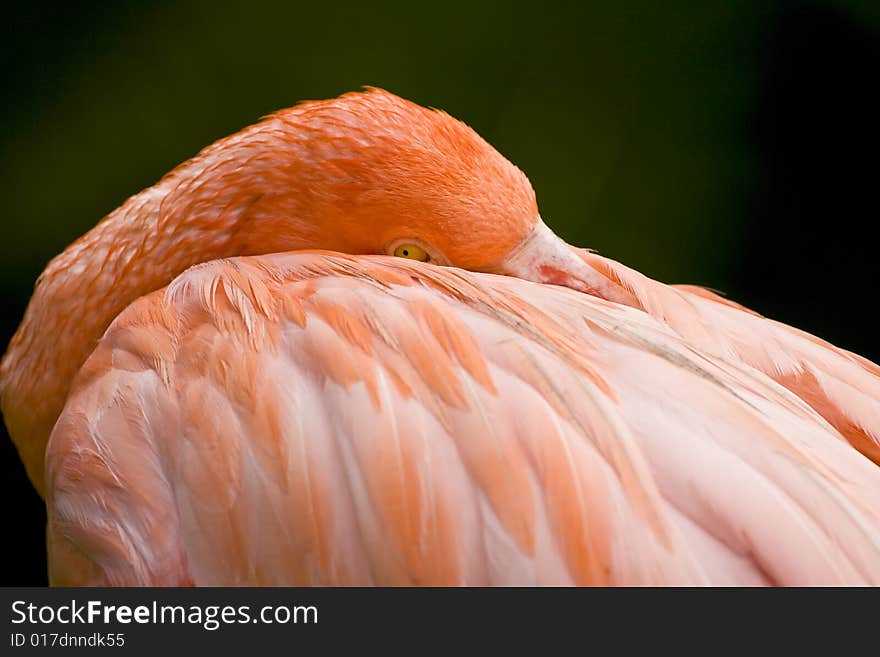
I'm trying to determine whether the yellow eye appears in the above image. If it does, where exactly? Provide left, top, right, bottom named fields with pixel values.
left=393, top=244, right=430, bottom=262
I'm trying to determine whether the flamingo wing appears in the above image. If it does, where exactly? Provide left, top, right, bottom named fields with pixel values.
left=578, top=250, right=880, bottom=465
left=46, top=252, right=880, bottom=586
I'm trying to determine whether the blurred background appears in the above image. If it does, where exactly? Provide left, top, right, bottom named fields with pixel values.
left=2, top=0, right=878, bottom=584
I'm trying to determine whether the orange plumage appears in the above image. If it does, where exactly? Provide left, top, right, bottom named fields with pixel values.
left=3, top=88, right=880, bottom=585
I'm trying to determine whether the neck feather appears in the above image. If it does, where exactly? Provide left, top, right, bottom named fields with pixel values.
left=0, top=120, right=312, bottom=495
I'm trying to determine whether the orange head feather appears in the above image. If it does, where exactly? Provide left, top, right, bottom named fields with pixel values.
left=226, top=87, right=540, bottom=269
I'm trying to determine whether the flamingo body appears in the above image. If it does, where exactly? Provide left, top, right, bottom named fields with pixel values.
left=47, top=252, right=880, bottom=585
left=3, top=89, right=880, bottom=586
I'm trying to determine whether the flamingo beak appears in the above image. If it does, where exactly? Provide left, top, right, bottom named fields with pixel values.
left=495, top=218, right=634, bottom=305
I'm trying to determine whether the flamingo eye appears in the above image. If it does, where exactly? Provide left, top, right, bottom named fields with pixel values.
left=393, top=244, right=430, bottom=262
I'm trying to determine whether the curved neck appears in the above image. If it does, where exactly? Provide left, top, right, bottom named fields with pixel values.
left=0, top=122, right=314, bottom=496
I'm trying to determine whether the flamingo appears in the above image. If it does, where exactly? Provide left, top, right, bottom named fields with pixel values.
left=2, top=88, right=880, bottom=586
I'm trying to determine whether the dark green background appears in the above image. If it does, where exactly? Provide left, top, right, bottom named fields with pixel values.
left=2, top=1, right=878, bottom=584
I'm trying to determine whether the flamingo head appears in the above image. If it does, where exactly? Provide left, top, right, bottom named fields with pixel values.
left=248, top=88, right=624, bottom=302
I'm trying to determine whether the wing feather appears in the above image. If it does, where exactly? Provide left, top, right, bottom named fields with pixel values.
left=45, top=252, right=880, bottom=585
left=579, top=250, right=880, bottom=464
